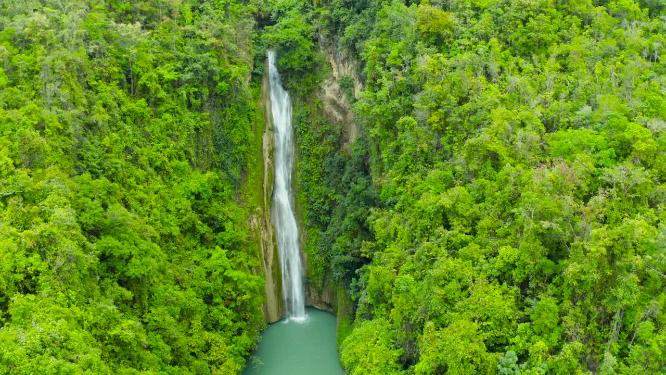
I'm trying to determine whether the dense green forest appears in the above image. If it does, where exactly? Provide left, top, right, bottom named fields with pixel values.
left=0, top=1, right=265, bottom=373
left=1, top=0, right=665, bottom=374
left=268, top=0, right=666, bottom=373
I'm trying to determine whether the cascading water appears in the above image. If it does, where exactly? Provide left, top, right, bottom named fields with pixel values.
left=268, top=50, right=306, bottom=321
left=243, top=51, right=343, bottom=375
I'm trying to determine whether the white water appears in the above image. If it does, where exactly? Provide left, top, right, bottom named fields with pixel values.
left=268, top=50, right=306, bottom=321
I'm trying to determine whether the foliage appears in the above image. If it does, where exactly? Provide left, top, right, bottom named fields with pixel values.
left=259, top=1, right=326, bottom=95
left=0, top=1, right=265, bottom=373
left=292, top=103, right=377, bottom=290
left=2, top=0, right=666, bottom=373
left=295, top=0, right=666, bottom=373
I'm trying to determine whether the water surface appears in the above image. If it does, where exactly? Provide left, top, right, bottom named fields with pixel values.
left=244, top=308, right=344, bottom=375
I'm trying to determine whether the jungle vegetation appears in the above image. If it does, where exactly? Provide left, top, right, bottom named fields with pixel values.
left=1, top=0, right=665, bottom=374
left=271, top=0, right=666, bottom=373
left=0, top=1, right=264, bottom=373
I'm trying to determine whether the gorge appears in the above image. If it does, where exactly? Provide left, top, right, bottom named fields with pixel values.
left=0, top=1, right=664, bottom=374
left=244, top=50, right=344, bottom=374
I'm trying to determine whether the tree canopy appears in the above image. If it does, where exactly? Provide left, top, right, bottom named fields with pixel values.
left=1, top=0, right=665, bottom=373
left=0, top=1, right=265, bottom=373
left=285, top=0, right=666, bottom=373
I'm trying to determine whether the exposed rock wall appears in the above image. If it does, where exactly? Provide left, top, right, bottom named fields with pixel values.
left=257, top=65, right=283, bottom=323
left=319, top=41, right=363, bottom=150
left=258, top=42, right=362, bottom=322
left=307, top=280, right=337, bottom=313
left=303, top=41, right=362, bottom=316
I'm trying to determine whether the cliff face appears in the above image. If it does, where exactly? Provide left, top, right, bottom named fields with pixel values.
left=319, top=42, right=363, bottom=150
left=257, top=66, right=283, bottom=323
left=258, top=42, right=363, bottom=322
left=304, top=42, right=362, bottom=317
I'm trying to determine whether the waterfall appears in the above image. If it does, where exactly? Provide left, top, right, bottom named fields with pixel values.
left=268, top=50, right=306, bottom=321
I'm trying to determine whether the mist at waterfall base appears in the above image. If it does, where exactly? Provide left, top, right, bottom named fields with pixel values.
left=244, top=50, right=343, bottom=374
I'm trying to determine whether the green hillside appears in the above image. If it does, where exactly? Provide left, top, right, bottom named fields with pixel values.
left=1, top=0, right=665, bottom=374
left=0, top=1, right=263, bottom=373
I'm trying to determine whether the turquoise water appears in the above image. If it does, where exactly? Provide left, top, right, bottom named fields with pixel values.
left=243, top=308, right=344, bottom=375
